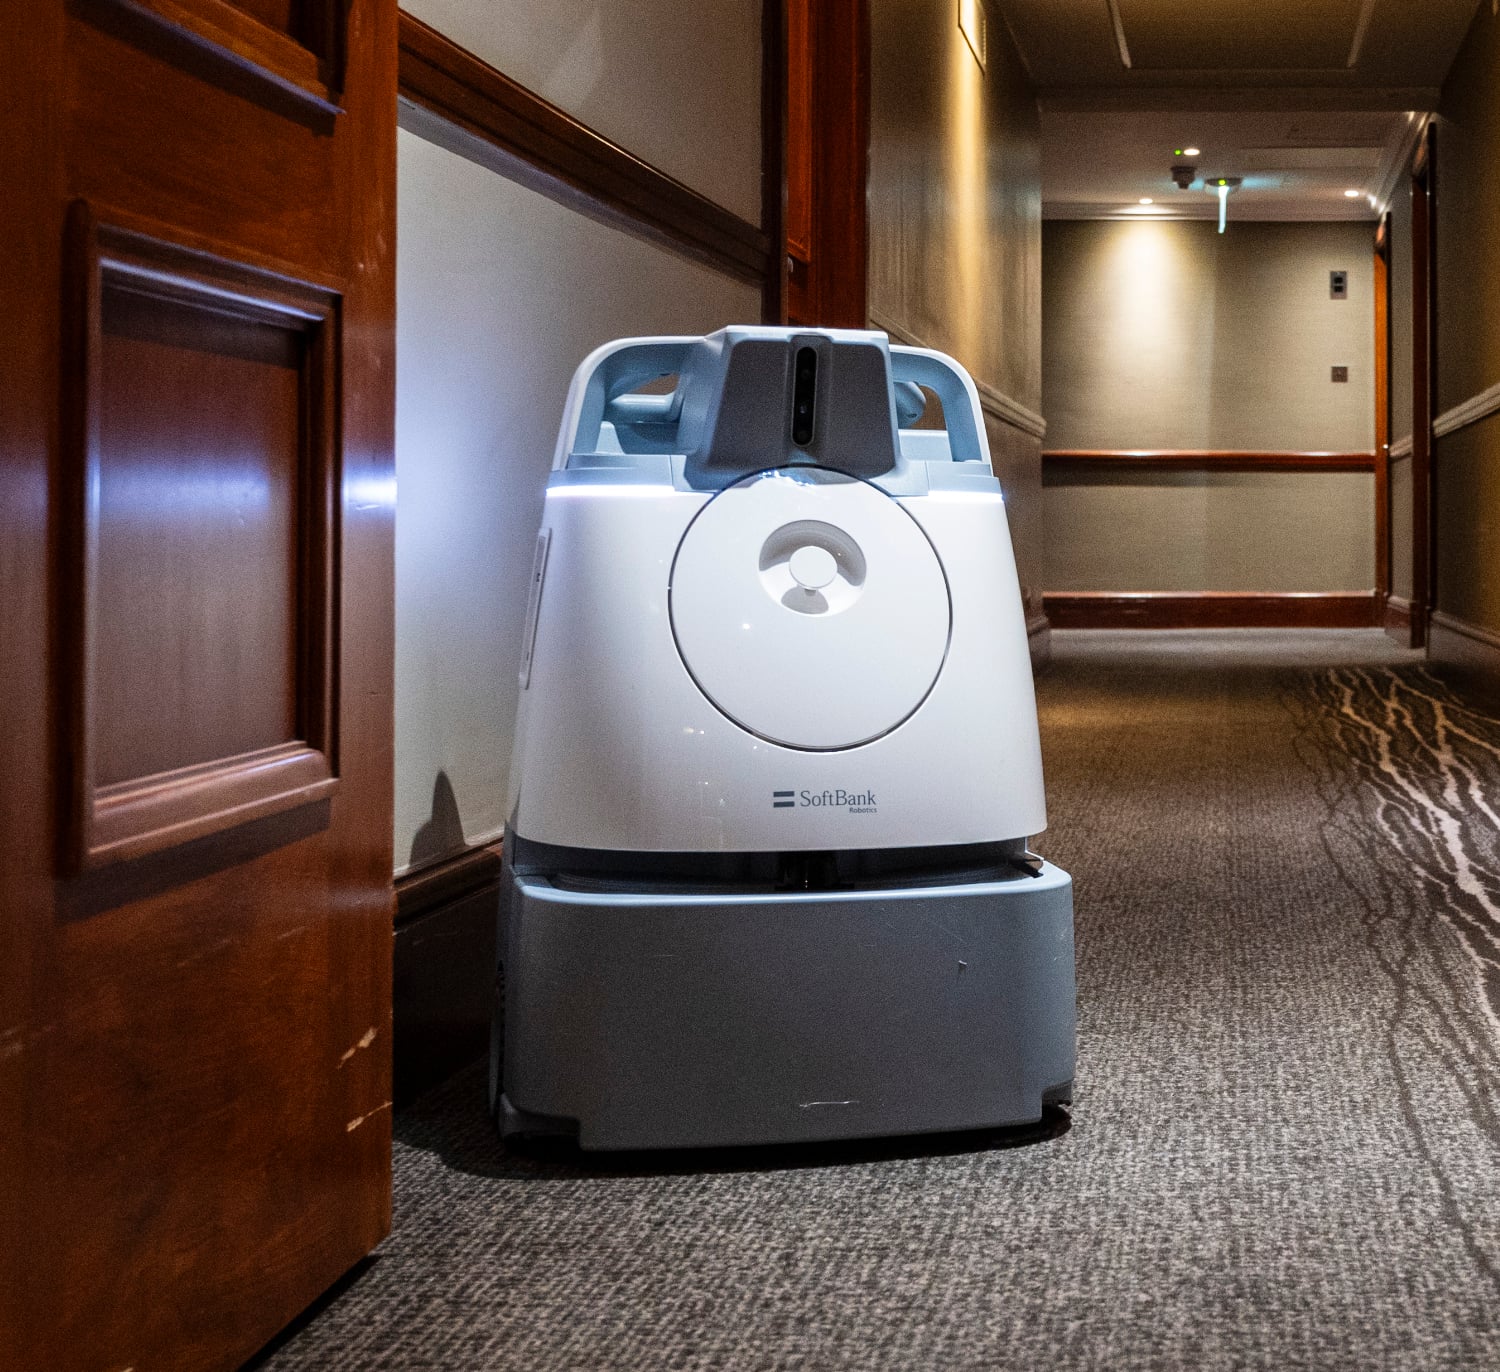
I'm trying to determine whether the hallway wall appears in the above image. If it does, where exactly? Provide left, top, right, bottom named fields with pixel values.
left=402, top=0, right=763, bottom=223
left=867, top=0, right=1048, bottom=643
left=1432, top=1, right=1500, bottom=651
left=395, top=132, right=758, bottom=874
left=1042, top=220, right=1377, bottom=597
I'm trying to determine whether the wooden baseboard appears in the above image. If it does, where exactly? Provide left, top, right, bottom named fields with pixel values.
left=1383, top=594, right=1413, bottom=641
left=1026, top=609, right=1052, bottom=669
left=1429, top=610, right=1500, bottom=686
left=392, top=842, right=503, bottom=1104
left=1043, top=592, right=1383, bottom=630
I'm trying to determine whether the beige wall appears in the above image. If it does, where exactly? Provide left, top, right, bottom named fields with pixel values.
left=1045, top=469, right=1375, bottom=593
left=1044, top=220, right=1375, bottom=451
left=404, top=0, right=763, bottom=224
left=1043, top=219, right=1377, bottom=594
left=868, top=0, right=1045, bottom=615
left=1433, top=3, right=1500, bottom=635
left=395, top=0, right=763, bottom=874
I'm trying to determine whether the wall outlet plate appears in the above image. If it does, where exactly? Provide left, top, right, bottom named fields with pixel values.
left=1331, top=365, right=1349, bottom=383
left=1330, top=270, right=1348, bottom=299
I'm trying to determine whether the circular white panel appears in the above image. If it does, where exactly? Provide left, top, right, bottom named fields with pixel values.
left=669, top=467, right=950, bottom=749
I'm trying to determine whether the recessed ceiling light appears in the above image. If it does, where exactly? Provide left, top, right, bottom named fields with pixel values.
left=1139, top=197, right=1154, bottom=204
left=1182, top=146, right=1201, bottom=157
left=1344, top=188, right=1361, bottom=198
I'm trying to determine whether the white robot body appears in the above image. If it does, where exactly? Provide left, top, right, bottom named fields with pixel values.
left=495, top=326, right=1074, bottom=1150
left=511, top=471, right=1045, bottom=853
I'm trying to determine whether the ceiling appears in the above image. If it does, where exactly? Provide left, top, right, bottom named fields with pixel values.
left=993, top=0, right=1480, bottom=221
left=1042, top=108, right=1419, bottom=222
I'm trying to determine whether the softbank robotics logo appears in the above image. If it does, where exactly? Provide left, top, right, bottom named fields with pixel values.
left=772, top=788, right=878, bottom=814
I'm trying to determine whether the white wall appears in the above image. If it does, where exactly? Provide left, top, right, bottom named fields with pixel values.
left=404, top=0, right=763, bottom=224
left=395, top=129, right=760, bottom=873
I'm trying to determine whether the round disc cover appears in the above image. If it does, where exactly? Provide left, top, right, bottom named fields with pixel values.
left=669, top=467, right=951, bottom=750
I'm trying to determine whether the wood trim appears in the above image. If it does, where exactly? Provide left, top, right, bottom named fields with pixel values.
left=1374, top=225, right=1390, bottom=597
left=784, top=0, right=869, bottom=327
left=1384, top=593, right=1413, bottom=640
left=396, top=11, right=771, bottom=287
left=75, top=0, right=342, bottom=116
left=977, top=381, right=1047, bottom=440
left=761, top=0, right=786, bottom=322
left=1428, top=609, right=1500, bottom=686
left=393, top=841, right=504, bottom=1103
left=1043, top=449, right=1376, bottom=471
left=1433, top=379, right=1500, bottom=438
left=395, top=840, right=504, bottom=925
left=1411, top=124, right=1433, bottom=648
left=1043, top=592, right=1382, bottom=630
left=63, top=206, right=343, bottom=870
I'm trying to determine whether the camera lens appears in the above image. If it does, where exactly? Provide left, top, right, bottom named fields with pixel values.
left=792, top=346, right=817, bottom=446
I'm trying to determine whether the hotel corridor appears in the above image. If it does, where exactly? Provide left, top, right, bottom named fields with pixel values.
left=255, top=630, right=1500, bottom=1372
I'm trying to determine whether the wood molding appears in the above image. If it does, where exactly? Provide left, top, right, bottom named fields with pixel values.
left=1389, top=434, right=1414, bottom=460
left=395, top=840, right=503, bottom=925
left=783, top=0, right=869, bottom=327
left=869, top=311, right=1047, bottom=438
left=75, top=0, right=343, bottom=117
left=1429, top=610, right=1500, bottom=685
left=396, top=11, right=771, bottom=287
left=1383, top=593, right=1413, bottom=640
left=760, top=0, right=785, bottom=323
left=1044, top=592, right=1383, bottom=630
left=1411, top=123, right=1434, bottom=649
left=1374, top=229, right=1390, bottom=597
left=63, top=207, right=342, bottom=870
left=393, top=840, right=504, bottom=1103
left=1043, top=449, right=1376, bottom=471
left=977, top=380, right=1048, bottom=440
left=1433, top=378, right=1500, bottom=439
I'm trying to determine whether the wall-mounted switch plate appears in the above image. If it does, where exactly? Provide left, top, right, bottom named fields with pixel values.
left=1331, top=365, right=1349, bottom=383
left=1330, top=270, right=1348, bottom=299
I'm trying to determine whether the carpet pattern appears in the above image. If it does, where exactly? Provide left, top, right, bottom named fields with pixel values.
left=257, top=630, right=1500, bottom=1371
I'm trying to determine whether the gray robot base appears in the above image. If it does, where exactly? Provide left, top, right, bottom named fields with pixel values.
left=490, top=857, right=1075, bottom=1151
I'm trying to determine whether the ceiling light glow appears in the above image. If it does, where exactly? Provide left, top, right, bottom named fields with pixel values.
left=1343, top=188, right=1361, bottom=198
left=1139, top=197, right=1153, bottom=204
left=1182, top=146, right=1201, bottom=157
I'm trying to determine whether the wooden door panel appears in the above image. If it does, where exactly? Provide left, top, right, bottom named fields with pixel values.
left=95, top=283, right=302, bottom=781
left=75, top=0, right=344, bottom=108
left=3, top=0, right=395, bottom=1368
left=68, top=211, right=341, bottom=867
left=67, top=15, right=342, bottom=266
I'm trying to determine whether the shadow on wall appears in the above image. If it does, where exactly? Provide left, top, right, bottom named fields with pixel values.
left=408, top=770, right=467, bottom=870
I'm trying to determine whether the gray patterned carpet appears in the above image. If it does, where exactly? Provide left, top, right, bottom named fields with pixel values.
left=258, top=629, right=1500, bottom=1371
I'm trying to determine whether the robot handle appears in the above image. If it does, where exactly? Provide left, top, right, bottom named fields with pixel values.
left=889, top=347, right=987, bottom=464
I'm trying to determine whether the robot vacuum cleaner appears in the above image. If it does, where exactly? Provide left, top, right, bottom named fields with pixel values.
left=492, top=326, right=1075, bottom=1150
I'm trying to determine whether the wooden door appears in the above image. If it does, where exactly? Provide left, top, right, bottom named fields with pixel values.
left=1, top=3, right=396, bottom=1369
left=782, top=0, right=869, bottom=328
